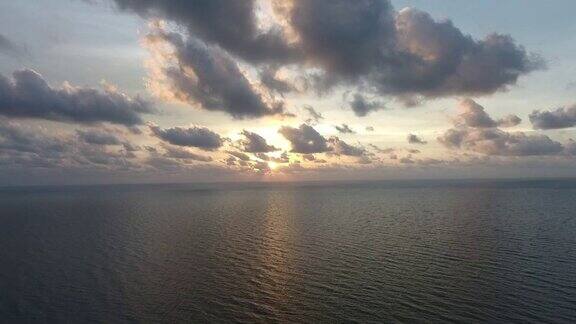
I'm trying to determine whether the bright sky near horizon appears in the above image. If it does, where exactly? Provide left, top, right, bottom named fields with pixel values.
left=1, top=0, right=576, bottom=185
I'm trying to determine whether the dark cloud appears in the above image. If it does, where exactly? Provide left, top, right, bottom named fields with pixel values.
left=455, top=99, right=498, bottom=128
left=122, top=142, right=141, bottom=152
left=356, top=155, right=373, bottom=164
left=259, top=67, right=294, bottom=95
left=302, top=154, right=315, bottom=161
left=278, top=124, right=330, bottom=154
left=0, top=120, right=68, bottom=159
left=252, top=161, right=271, bottom=173
left=369, top=144, right=395, bottom=154
left=144, top=145, right=158, bottom=153
left=114, top=0, right=540, bottom=105
left=0, top=119, right=139, bottom=170
left=272, top=151, right=290, bottom=163
left=564, top=139, right=576, bottom=156
left=349, top=93, right=384, bottom=117
left=251, top=151, right=289, bottom=164
left=113, top=0, right=297, bottom=64
left=287, top=0, right=396, bottom=77
left=77, top=129, right=121, bottom=145
left=227, top=151, right=251, bottom=162
left=400, top=157, right=415, bottom=164
left=303, top=105, right=323, bottom=125
left=239, top=130, right=279, bottom=153
left=497, top=114, right=522, bottom=128
left=372, top=8, right=542, bottom=99
left=282, top=2, right=541, bottom=100
left=148, top=123, right=223, bottom=150
left=0, top=69, right=152, bottom=126
left=328, top=137, right=366, bottom=156
left=162, top=144, right=213, bottom=162
left=254, top=153, right=270, bottom=161
left=407, top=134, right=427, bottom=145
left=144, top=29, right=288, bottom=119
left=334, top=124, right=355, bottom=134
left=456, top=99, right=521, bottom=128
left=529, top=105, right=576, bottom=130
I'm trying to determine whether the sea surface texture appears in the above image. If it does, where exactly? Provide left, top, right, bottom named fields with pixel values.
left=1, top=180, right=575, bottom=323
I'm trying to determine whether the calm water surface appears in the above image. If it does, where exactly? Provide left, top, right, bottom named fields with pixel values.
left=1, top=180, right=576, bottom=323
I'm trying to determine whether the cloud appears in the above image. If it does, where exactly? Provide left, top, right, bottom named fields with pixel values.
left=122, top=142, right=141, bottom=152
left=497, top=114, right=522, bottom=128
left=77, top=129, right=121, bottom=145
left=144, top=28, right=288, bottom=119
left=407, top=134, right=427, bottom=144
left=302, top=153, right=315, bottom=161
left=283, top=2, right=542, bottom=100
left=438, top=128, right=564, bottom=156
left=349, top=93, right=384, bottom=117
left=148, top=123, right=223, bottom=150
left=0, top=69, right=152, bottom=126
left=564, top=139, right=576, bottom=156
left=400, top=157, right=415, bottom=164
left=251, top=160, right=271, bottom=173
left=369, top=144, right=395, bottom=154
left=334, top=123, right=355, bottom=134
left=227, top=150, right=251, bottom=161
left=278, top=123, right=330, bottom=153
left=529, top=105, right=576, bottom=130
left=259, top=67, right=294, bottom=95
left=328, top=137, right=366, bottom=156
left=162, top=144, right=213, bottom=162
left=439, top=102, right=568, bottom=157
left=455, top=99, right=521, bottom=128
left=0, top=120, right=68, bottom=160
left=254, top=153, right=270, bottom=161
left=273, top=151, right=290, bottom=163
left=0, top=119, right=139, bottom=170
left=356, top=155, right=373, bottom=164
left=455, top=99, right=498, bottom=128
left=287, top=0, right=396, bottom=77
left=239, top=130, right=279, bottom=153
left=115, top=0, right=540, bottom=104
left=113, top=0, right=297, bottom=64
left=303, top=105, right=323, bottom=124
left=383, top=8, right=541, bottom=98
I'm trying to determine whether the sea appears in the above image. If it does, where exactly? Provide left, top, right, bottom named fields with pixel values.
left=1, top=179, right=575, bottom=323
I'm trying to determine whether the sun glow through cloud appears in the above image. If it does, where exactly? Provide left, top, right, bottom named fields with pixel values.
left=268, top=161, right=279, bottom=170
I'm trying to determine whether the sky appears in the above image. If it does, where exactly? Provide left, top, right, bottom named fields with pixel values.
left=1, top=0, right=576, bottom=185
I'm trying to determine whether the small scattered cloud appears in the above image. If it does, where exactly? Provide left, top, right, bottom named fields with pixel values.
left=334, top=123, right=355, bottom=134
left=349, top=93, right=384, bottom=117
left=303, top=105, right=324, bottom=125
left=407, top=134, right=427, bottom=145
left=148, top=123, right=223, bottom=150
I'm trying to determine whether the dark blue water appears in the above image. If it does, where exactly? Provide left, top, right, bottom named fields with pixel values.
left=1, top=180, right=576, bottom=323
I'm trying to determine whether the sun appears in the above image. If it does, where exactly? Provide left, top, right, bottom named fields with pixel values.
left=268, top=162, right=278, bottom=170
